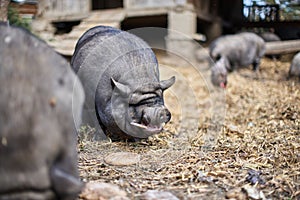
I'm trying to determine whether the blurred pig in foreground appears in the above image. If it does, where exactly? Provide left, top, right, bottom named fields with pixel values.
left=209, top=32, right=266, bottom=88
left=289, top=52, right=300, bottom=79
left=0, top=23, right=84, bottom=199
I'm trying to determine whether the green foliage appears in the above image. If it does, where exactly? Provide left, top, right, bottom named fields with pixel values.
left=8, top=6, right=31, bottom=31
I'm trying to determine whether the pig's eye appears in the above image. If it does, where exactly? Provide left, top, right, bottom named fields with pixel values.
left=129, top=91, right=162, bottom=106
left=219, top=74, right=226, bottom=79
left=133, top=96, right=162, bottom=107
left=138, top=97, right=157, bottom=106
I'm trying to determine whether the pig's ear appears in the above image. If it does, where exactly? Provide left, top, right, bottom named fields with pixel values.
left=111, top=78, right=130, bottom=96
left=160, top=76, right=175, bottom=91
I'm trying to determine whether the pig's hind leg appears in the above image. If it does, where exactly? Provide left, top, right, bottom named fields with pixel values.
left=251, top=59, right=261, bottom=80
left=252, top=58, right=261, bottom=72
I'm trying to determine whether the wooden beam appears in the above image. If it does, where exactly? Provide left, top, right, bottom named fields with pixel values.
left=0, top=0, right=9, bottom=22
left=265, top=40, right=300, bottom=55
left=9, top=2, right=37, bottom=15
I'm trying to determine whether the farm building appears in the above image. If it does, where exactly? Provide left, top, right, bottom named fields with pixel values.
left=7, top=0, right=299, bottom=56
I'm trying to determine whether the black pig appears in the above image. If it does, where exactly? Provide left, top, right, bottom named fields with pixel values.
left=71, top=26, right=175, bottom=140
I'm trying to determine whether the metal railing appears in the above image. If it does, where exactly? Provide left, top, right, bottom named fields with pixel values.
left=244, top=4, right=280, bottom=22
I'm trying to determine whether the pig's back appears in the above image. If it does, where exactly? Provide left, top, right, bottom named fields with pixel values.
left=210, top=32, right=265, bottom=68
left=71, top=26, right=157, bottom=74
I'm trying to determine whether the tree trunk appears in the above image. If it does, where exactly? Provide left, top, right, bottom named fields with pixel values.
left=0, top=0, right=9, bottom=22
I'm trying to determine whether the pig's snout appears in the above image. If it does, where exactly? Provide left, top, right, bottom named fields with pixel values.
left=159, top=108, right=171, bottom=124
left=141, top=107, right=171, bottom=127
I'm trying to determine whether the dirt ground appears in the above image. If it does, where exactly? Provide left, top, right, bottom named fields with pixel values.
left=78, top=52, right=299, bottom=200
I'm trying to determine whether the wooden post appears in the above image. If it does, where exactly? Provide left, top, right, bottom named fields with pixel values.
left=205, top=20, right=222, bottom=43
left=0, top=0, right=9, bottom=22
left=166, top=5, right=198, bottom=61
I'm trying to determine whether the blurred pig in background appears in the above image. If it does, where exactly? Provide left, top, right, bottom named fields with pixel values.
left=209, top=32, right=266, bottom=87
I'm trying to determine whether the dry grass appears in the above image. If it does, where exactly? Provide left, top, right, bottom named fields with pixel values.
left=78, top=55, right=299, bottom=200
